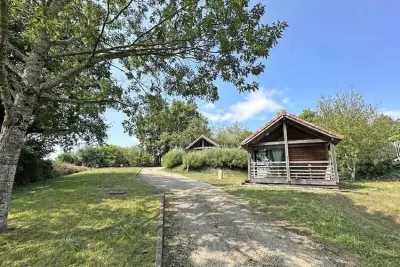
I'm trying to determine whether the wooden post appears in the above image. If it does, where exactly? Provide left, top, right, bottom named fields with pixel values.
left=202, top=138, right=205, bottom=148
left=330, top=142, right=339, bottom=183
left=247, top=148, right=251, bottom=181
left=218, top=169, right=224, bottom=179
left=283, top=121, right=291, bottom=182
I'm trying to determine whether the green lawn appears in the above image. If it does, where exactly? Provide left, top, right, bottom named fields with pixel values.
left=0, top=168, right=160, bottom=267
left=168, top=167, right=400, bottom=267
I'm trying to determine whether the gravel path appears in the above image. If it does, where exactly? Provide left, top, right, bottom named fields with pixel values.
left=139, top=168, right=356, bottom=267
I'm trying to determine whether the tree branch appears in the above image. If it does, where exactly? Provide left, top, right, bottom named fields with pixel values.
left=131, top=3, right=192, bottom=46
left=7, top=44, right=26, bottom=61
left=41, top=43, right=203, bottom=91
left=50, top=37, right=77, bottom=46
left=4, top=59, right=22, bottom=78
left=40, top=92, right=128, bottom=107
left=50, top=3, right=194, bottom=59
left=107, top=0, right=134, bottom=25
left=89, top=0, right=111, bottom=60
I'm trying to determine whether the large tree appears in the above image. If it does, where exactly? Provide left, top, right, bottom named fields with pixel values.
left=315, top=91, right=395, bottom=180
left=213, top=121, right=252, bottom=147
left=0, top=0, right=287, bottom=231
left=127, top=96, right=210, bottom=163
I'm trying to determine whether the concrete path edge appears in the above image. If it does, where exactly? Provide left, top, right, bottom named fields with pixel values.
left=137, top=169, right=165, bottom=267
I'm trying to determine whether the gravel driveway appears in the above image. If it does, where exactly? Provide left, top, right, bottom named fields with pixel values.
left=139, top=168, right=356, bottom=267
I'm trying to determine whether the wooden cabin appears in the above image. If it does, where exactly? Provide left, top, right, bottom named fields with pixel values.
left=240, top=111, right=344, bottom=187
left=185, top=134, right=220, bottom=151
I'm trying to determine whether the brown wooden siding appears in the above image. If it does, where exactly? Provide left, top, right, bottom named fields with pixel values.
left=288, top=144, right=327, bottom=161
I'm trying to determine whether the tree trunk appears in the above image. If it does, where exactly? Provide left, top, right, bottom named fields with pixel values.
left=0, top=94, right=36, bottom=232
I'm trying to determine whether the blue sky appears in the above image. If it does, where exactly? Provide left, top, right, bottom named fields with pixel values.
left=106, top=0, right=400, bottom=147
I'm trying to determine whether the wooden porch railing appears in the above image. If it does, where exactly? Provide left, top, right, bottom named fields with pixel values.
left=250, top=160, right=335, bottom=181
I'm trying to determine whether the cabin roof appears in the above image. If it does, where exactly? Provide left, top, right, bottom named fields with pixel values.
left=240, top=111, right=344, bottom=146
left=185, top=134, right=219, bottom=150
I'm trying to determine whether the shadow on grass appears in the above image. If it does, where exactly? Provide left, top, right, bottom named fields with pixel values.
left=1, top=169, right=159, bottom=267
left=339, top=182, right=367, bottom=190
left=228, top=187, right=400, bottom=267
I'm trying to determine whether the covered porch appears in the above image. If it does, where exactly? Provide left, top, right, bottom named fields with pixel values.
left=241, top=112, right=343, bottom=187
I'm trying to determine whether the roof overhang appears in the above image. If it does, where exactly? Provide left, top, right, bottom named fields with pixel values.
left=240, top=112, right=344, bottom=148
left=185, top=134, right=220, bottom=150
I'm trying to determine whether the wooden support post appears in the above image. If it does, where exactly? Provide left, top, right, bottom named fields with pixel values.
left=202, top=138, right=205, bottom=148
left=283, top=121, right=291, bottom=182
left=330, top=143, right=339, bottom=183
left=247, top=148, right=251, bottom=181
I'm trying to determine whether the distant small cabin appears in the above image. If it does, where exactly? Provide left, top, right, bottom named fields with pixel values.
left=240, top=111, right=344, bottom=187
left=185, top=135, right=219, bottom=151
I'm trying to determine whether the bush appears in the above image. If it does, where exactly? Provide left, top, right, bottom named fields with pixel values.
left=356, top=159, right=398, bottom=180
left=65, top=145, right=154, bottom=168
left=162, top=149, right=184, bottom=168
left=100, top=145, right=129, bottom=167
left=56, top=151, right=77, bottom=165
left=53, top=162, right=89, bottom=176
left=77, top=145, right=129, bottom=167
left=124, top=146, right=153, bottom=167
left=15, top=140, right=55, bottom=185
left=182, top=148, right=247, bottom=170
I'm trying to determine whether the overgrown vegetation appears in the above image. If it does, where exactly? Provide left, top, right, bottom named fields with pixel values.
left=181, top=148, right=247, bottom=170
left=161, top=149, right=185, bottom=168
left=15, top=139, right=87, bottom=186
left=53, top=162, right=89, bottom=176
left=167, top=168, right=400, bottom=267
left=128, top=98, right=210, bottom=161
left=300, top=91, right=400, bottom=180
left=213, top=122, right=252, bottom=148
left=0, top=168, right=159, bottom=267
left=57, top=145, right=153, bottom=168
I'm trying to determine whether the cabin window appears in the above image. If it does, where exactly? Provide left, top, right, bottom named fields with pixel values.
left=253, top=147, right=285, bottom=162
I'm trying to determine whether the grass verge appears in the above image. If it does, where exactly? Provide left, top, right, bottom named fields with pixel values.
left=0, top=168, right=160, bottom=267
left=167, top=166, right=400, bottom=267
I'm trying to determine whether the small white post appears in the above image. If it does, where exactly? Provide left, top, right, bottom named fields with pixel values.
left=218, top=169, right=224, bottom=179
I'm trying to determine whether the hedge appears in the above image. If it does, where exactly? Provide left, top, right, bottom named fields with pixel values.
left=162, top=148, right=247, bottom=170
left=57, top=145, right=154, bottom=168
left=161, top=149, right=185, bottom=168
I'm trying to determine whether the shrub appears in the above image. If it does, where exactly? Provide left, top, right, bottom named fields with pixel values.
left=162, top=149, right=184, bottom=168
left=100, top=145, right=129, bottom=167
left=356, top=159, right=398, bottom=180
left=77, top=145, right=129, bottom=167
left=182, top=148, right=247, bottom=170
left=15, top=140, right=55, bottom=185
left=124, top=146, right=153, bottom=167
left=78, top=147, right=105, bottom=167
left=56, top=151, right=78, bottom=164
left=182, top=151, right=205, bottom=169
left=53, top=162, right=90, bottom=176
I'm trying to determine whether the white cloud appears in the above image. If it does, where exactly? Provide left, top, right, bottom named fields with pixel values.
left=382, top=109, right=400, bottom=119
left=201, top=88, right=284, bottom=122
left=282, top=97, right=290, bottom=104
left=203, top=102, right=216, bottom=110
